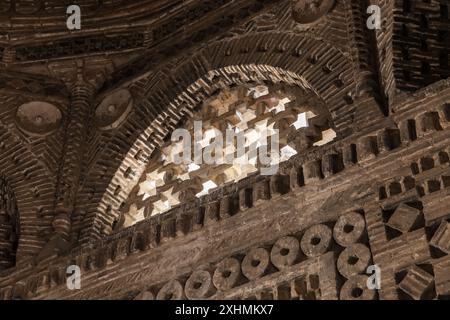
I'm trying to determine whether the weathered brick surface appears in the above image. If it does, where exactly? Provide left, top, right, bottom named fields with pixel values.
left=0, top=0, right=449, bottom=300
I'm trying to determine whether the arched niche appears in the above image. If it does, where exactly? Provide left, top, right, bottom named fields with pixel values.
left=78, top=31, right=355, bottom=242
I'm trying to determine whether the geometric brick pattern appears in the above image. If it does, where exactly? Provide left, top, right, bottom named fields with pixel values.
left=1, top=0, right=450, bottom=301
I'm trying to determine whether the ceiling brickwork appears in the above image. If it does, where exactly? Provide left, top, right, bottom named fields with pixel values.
left=0, top=0, right=449, bottom=301
left=393, top=0, right=450, bottom=91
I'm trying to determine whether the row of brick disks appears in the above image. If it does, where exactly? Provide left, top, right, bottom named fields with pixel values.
left=134, top=211, right=375, bottom=300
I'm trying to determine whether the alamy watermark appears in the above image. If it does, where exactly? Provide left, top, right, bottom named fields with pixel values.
left=367, top=264, right=381, bottom=290
left=66, top=265, right=81, bottom=290
left=64, top=4, right=382, bottom=31
left=367, top=5, right=382, bottom=30
left=66, top=5, right=81, bottom=30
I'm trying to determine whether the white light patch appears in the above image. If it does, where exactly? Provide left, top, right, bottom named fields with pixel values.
left=268, top=102, right=281, bottom=114
left=188, top=163, right=200, bottom=172
left=292, top=112, right=309, bottom=129
left=196, top=180, right=218, bottom=197
left=197, top=128, right=219, bottom=148
left=131, top=86, right=325, bottom=228
left=280, top=145, right=298, bottom=161
left=138, top=180, right=157, bottom=200
left=244, top=129, right=259, bottom=148
left=314, top=129, right=337, bottom=146
left=272, top=97, right=291, bottom=114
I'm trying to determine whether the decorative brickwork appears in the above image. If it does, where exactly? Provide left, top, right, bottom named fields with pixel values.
left=0, top=0, right=449, bottom=300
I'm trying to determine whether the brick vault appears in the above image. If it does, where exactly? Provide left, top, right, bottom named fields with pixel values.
left=0, top=0, right=449, bottom=300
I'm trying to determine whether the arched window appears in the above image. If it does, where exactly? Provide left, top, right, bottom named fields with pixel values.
left=0, top=176, right=20, bottom=270
left=119, top=85, right=335, bottom=228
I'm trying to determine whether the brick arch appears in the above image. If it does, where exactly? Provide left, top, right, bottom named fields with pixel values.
left=0, top=75, right=68, bottom=260
left=0, top=124, right=57, bottom=261
left=79, top=32, right=356, bottom=243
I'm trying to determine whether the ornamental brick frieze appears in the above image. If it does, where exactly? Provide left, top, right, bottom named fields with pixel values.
left=130, top=210, right=373, bottom=300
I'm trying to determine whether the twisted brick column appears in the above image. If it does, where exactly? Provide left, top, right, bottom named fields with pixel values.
left=54, top=81, right=95, bottom=241
left=0, top=177, right=19, bottom=270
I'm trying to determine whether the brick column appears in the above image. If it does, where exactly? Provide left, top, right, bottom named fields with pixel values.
left=53, top=81, right=95, bottom=242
